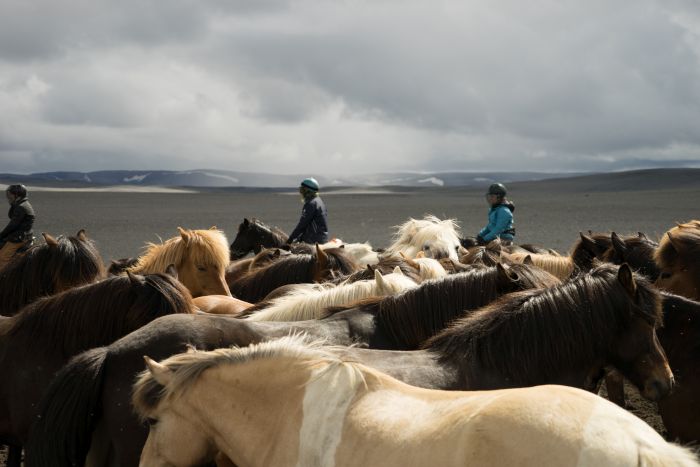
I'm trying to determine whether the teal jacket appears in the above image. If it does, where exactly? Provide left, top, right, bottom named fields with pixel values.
left=478, top=202, right=515, bottom=242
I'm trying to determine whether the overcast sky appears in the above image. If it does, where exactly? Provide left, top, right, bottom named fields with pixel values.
left=1, top=0, right=700, bottom=175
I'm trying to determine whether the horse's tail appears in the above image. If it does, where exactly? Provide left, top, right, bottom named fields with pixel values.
left=25, top=347, right=108, bottom=467
left=638, top=441, right=700, bottom=467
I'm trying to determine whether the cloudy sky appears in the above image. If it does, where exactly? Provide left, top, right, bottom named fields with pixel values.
left=1, top=0, right=700, bottom=175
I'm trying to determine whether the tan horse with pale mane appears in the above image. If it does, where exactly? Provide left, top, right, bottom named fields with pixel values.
left=134, top=336, right=700, bottom=467
left=127, top=227, right=231, bottom=298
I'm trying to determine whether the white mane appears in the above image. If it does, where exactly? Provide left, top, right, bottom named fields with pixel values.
left=384, top=215, right=461, bottom=261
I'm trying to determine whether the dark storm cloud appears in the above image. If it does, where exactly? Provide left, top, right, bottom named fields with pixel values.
left=1, top=0, right=700, bottom=175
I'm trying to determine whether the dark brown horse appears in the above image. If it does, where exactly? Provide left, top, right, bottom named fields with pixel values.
left=0, top=268, right=195, bottom=451
left=601, top=232, right=659, bottom=280
left=225, top=247, right=291, bottom=285
left=228, top=218, right=289, bottom=259
left=0, top=230, right=105, bottom=316
left=228, top=245, right=359, bottom=302
left=26, top=264, right=670, bottom=467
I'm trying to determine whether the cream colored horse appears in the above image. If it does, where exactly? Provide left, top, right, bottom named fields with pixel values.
left=245, top=268, right=417, bottom=321
left=383, top=215, right=462, bottom=261
left=134, top=336, right=700, bottom=467
left=128, top=227, right=231, bottom=298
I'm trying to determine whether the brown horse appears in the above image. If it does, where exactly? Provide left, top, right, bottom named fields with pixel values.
left=228, top=245, right=359, bottom=303
left=228, top=218, right=288, bottom=259
left=0, top=230, right=105, bottom=316
left=26, top=264, right=669, bottom=467
left=127, top=227, right=231, bottom=298
left=0, top=268, right=195, bottom=454
left=225, top=247, right=291, bottom=285
left=655, top=221, right=700, bottom=300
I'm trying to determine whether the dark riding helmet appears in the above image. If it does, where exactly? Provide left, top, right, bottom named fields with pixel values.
left=6, top=184, right=27, bottom=198
left=486, top=183, right=507, bottom=197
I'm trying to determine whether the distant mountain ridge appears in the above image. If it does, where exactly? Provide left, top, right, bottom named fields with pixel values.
left=0, top=168, right=698, bottom=191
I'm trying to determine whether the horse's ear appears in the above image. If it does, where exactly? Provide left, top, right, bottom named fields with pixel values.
left=178, top=227, right=190, bottom=245
left=243, top=218, right=250, bottom=226
left=165, top=264, right=178, bottom=280
left=617, top=263, right=637, bottom=297
left=339, top=244, right=345, bottom=248
left=366, top=264, right=375, bottom=272
left=273, top=249, right=281, bottom=257
left=43, top=232, right=58, bottom=248
left=144, top=356, right=173, bottom=386
left=315, top=243, right=328, bottom=265
left=76, top=229, right=88, bottom=242
left=400, top=252, right=420, bottom=270
left=126, top=270, right=143, bottom=285
left=611, top=232, right=627, bottom=257
left=209, top=226, right=217, bottom=230
left=579, top=232, right=606, bottom=256
left=666, top=232, right=680, bottom=253
left=523, top=255, right=534, bottom=266
left=638, top=232, right=649, bottom=241
left=392, top=266, right=403, bottom=276
left=374, top=269, right=387, bottom=290
left=496, top=262, right=516, bottom=282
left=185, top=344, right=197, bottom=354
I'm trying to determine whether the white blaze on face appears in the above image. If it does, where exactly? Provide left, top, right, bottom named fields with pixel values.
left=296, top=365, right=358, bottom=467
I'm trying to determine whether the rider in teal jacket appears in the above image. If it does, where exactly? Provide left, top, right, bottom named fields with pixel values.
left=477, top=183, right=515, bottom=244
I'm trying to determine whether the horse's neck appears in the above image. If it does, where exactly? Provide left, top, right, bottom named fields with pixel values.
left=0, top=315, right=13, bottom=335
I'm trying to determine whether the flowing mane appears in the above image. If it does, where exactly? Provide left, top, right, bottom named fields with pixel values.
left=6, top=272, right=195, bottom=357
left=459, top=242, right=503, bottom=267
left=338, top=254, right=422, bottom=284
left=128, top=228, right=230, bottom=275
left=325, top=263, right=560, bottom=349
left=506, top=252, right=576, bottom=280
left=384, top=215, right=462, bottom=261
left=133, top=335, right=354, bottom=415
left=0, top=231, right=105, bottom=316
left=425, top=263, right=661, bottom=385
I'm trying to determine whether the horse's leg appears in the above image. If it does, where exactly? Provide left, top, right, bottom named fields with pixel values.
left=6, top=444, right=22, bottom=467
left=604, top=370, right=627, bottom=408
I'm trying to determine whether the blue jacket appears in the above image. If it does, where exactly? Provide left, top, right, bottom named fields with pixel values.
left=478, top=203, right=515, bottom=242
left=288, top=195, right=329, bottom=244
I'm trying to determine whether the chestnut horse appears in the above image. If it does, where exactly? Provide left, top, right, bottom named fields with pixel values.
left=127, top=227, right=231, bottom=298
left=0, top=269, right=194, bottom=458
left=133, top=337, right=698, bottom=467
left=0, top=230, right=105, bottom=316
left=655, top=221, right=700, bottom=300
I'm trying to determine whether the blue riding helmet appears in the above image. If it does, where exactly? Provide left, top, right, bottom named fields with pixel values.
left=300, top=178, right=320, bottom=191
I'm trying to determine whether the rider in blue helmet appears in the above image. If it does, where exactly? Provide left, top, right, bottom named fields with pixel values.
left=476, top=183, right=515, bottom=246
left=287, top=177, right=329, bottom=245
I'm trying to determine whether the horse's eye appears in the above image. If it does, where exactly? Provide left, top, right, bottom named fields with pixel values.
left=197, top=266, right=207, bottom=272
left=660, top=272, right=672, bottom=279
left=422, top=245, right=430, bottom=250
left=147, top=417, right=158, bottom=426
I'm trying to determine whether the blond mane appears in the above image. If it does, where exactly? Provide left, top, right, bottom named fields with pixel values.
left=133, top=335, right=366, bottom=417
left=128, top=228, right=229, bottom=274
left=507, top=252, right=574, bottom=280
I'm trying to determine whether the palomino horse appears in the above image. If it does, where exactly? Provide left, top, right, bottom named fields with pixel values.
left=133, top=336, right=699, bottom=467
left=655, top=221, right=700, bottom=300
left=27, top=264, right=670, bottom=467
left=127, top=227, right=231, bottom=298
left=0, top=230, right=105, bottom=316
left=241, top=268, right=417, bottom=321
left=228, top=245, right=359, bottom=303
left=383, top=215, right=462, bottom=261
left=0, top=268, right=194, bottom=455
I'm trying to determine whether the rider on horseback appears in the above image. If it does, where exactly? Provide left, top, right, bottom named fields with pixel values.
left=476, top=183, right=515, bottom=246
left=287, top=178, right=329, bottom=245
left=0, top=184, right=35, bottom=267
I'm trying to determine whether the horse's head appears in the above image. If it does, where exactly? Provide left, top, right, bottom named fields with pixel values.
left=608, top=264, right=673, bottom=401
left=136, top=356, right=217, bottom=467
left=655, top=225, right=700, bottom=300
left=175, top=228, right=232, bottom=298
left=126, top=267, right=196, bottom=321
left=601, top=232, right=660, bottom=281
left=311, top=245, right=359, bottom=283
left=41, top=229, right=106, bottom=292
left=249, top=247, right=291, bottom=270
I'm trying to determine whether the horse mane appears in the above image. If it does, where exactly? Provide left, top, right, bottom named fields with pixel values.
left=424, top=263, right=661, bottom=384
left=348, top=264, right=560, bottom=350
left=0, top=233, right=105, bottom=316
left=656, top=223, right=700, bottom=269
left=7, top=273, right=195, bottom=357
left=602, top=235, right=659, bottom=279
left=384, top=215, right=461, bottom=259
left=229, top=248, right=357, bottom=303
left=507, top=252, right=575, bottom=280
left=660, top=292, right=700, bottom=357
left=244, top=271, right=417, bottom=321
left=128, top=228, right=229, bottom=275
left=133, top=335, right=362, bottom=417
left=459, top=242, right=502, bottom=267
left=339, top=254, right=421, bottom=284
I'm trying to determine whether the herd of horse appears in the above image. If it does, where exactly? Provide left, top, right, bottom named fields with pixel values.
left=0, top=216, right=698, bottom=466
